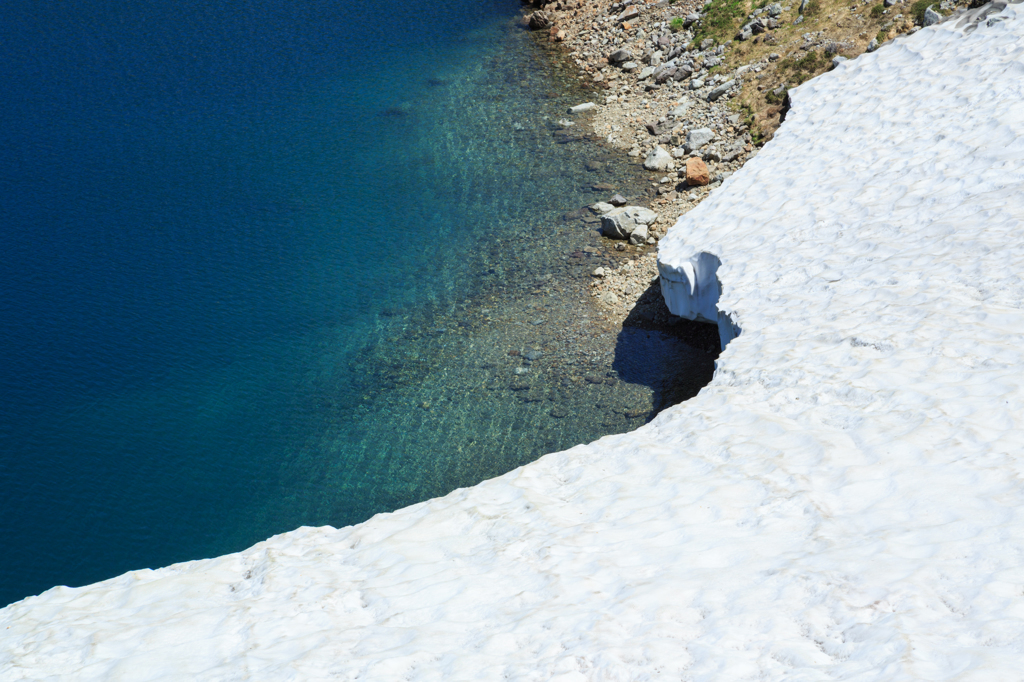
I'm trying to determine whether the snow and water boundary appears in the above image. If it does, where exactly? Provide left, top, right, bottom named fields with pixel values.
left=3, top=4, right=1024, bottom=679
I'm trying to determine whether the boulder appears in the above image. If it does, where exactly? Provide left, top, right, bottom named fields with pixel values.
left=609, top=194, right=628, bottom=206
left=608, top=49, right=632, bottom=64
left=639, top=65, right=657, bottom=79
left=672, top=64, right=693, bottom=81
left=643, top=146, right=674, bottom=171
left=600, top=206, right=659, bottom=239
left=527, top=11, right=552, bottom=30
left=924, top=5, right=942, bottom=25
left=629, top=224, right=650, bottom=245
left=707, top=79, right=736, bottom=102
left=618, top=4, right=640, bottom=21
left=683, top=12, right=700, bottom=27
left=592, top=202, right=615, bottom=214
left=645, top=120, right=672, bottom=136
left=685, top=127, right=715, bottom=152
left=685, top=157, right=710, bottom=186
left=768, top=2, right=783, bottom=16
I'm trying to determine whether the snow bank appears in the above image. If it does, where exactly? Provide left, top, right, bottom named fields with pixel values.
left=4, top=5, right=1024, bottom=680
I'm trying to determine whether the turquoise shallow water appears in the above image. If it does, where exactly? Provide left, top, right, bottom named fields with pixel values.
left=0, top=0, right=717, bottom=606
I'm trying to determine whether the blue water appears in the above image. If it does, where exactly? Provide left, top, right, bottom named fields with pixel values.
left=0, top=0, right=718, bottom=606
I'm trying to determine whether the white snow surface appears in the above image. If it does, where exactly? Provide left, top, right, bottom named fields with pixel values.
left=5, top=7, right=1024, bottom=681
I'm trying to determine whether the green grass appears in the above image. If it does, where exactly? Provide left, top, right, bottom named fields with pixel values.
left=670, top=16, right=686, bottom=32
left=802, top=0, right=821, bottom=16
left=870, top=3, right=884, bottom=17
left=691, top=0, right=750, bottom=46
left=777, top=50, right=825, bottom=85
left=765, top=86, right=787, bottom=104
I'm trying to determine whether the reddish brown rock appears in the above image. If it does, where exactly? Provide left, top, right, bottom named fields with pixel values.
left=685, top=158, right=710, bottom=186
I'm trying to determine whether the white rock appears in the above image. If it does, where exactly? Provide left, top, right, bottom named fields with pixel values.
left=600, top=206, right=659, bottom=239
left=643, top=145, right=673, bottom=171
left=568, top=102, right=597, bottom=114
left=685, top=127, right=715, bottom=152
left=592, top=202, right=615, bottom=214
left=629, top=224, right=649, bottom=245
left=592, top=267, right=606, bottom=277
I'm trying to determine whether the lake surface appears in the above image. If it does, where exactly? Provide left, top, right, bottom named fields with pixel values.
left=0, top=0, right=718, bottom=606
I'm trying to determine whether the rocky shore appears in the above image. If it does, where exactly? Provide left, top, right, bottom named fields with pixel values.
left=521, top=0, right=975, bottom=321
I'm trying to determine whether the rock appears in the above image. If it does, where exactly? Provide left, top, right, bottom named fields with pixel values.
left=799, top=0, right=809, bottom=13
left=683, top=12, right=700, bottom=27
left=600, top=205, right=659, bottom=239
left=700, top=38, right=715, bottom=50
left=592, top=202, right=615, bottom=214
left=608, top=49, right=632, bottom=64
left=609, top=194, right=628, bottom=206
left=672, top=147, right=687, bottom=158
left=629, top=224, right=649, bottom=245
left=831, top=55, right=848, bottom=68
left=600, top=291, right=620, bottom=306
left=707, top=79, right=736, bottom=102
left=669, top=100, right=692, bottom=117
left=737, top=26, right=753, bottom=41
left=621, top=61, right=639, bottom=72
left=527, top=11, right=552, bottom=30
left=638, top=65, right=657, bottom=79
left=703, top=148, right=721, bottom=163
left=685, top=157, right=710, bottom=186
left=615, top=243, right=627, bottom=251
left=568, top=102, right=597, bottom=114
left=690, top=78, right=705, bottom=90
left=643, top=146, right=674, bottom=171
left=884, top=0, right=898, bottom=6
left=549, top=406, right=568, bottom=418
left=592, top=182, right=616, bottom=191
left=618, top=5, right=640, bottom=22
left=769, top=52, right=781, bottom=61
left=655, top=67, right=678, bottom=84
left=866, top=38, right=879, bottom=52
left=585, top=159, right=603, bottom=172
left=685, top=127, right=715, bottom=152
left=645, top=120, right=672, bottom=136
left=672, top=64, right=693, bottom=81
left=768, top=2, right=783, bottom=16
left=924, top=5, right=942, bottom=25
left=592, top=267, right=606, bottom=278
left=523, top=350, right=543, bottom=361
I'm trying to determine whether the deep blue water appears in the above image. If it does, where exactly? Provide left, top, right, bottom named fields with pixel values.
left=0, top=0, right=718, bottom=606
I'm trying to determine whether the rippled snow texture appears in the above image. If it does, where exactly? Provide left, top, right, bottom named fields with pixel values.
left=4, top=6, right=1024, bottom=681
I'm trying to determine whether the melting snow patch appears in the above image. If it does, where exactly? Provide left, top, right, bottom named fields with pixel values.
left=4, top=5, right=1024, bottom=681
